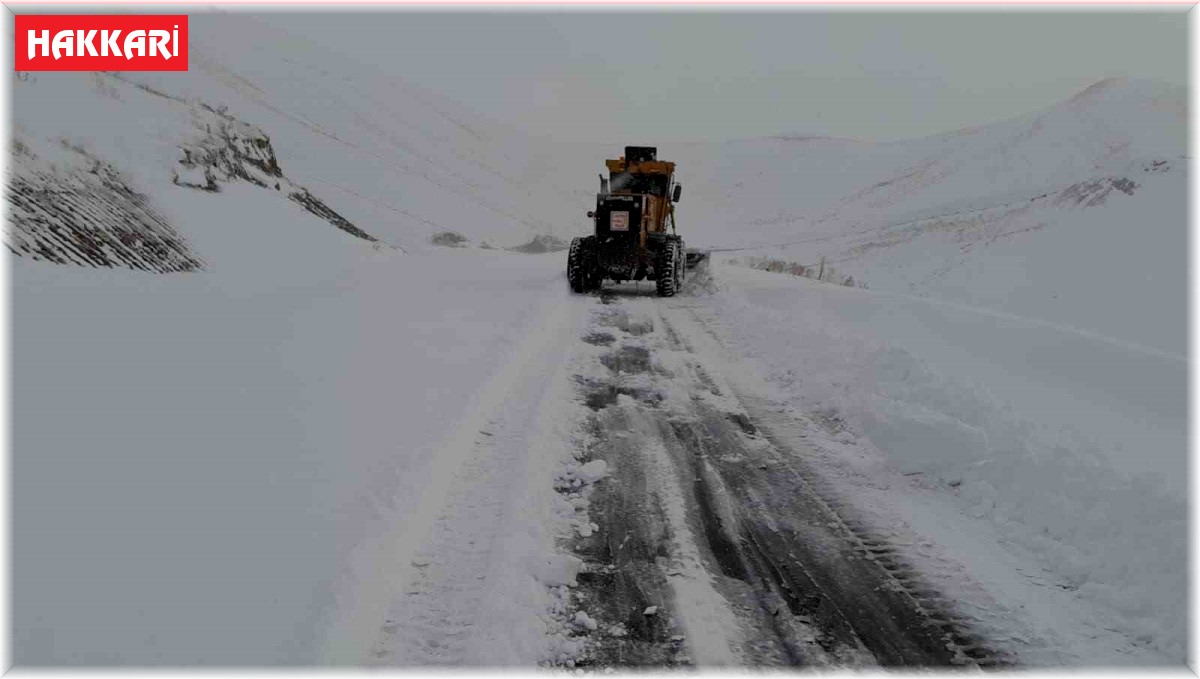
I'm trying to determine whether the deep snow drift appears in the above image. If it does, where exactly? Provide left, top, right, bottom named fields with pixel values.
left=7, top=12, right=1187, bottom=668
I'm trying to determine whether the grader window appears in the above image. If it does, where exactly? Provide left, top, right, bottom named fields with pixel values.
left=609, top=172, right=669, bottom=197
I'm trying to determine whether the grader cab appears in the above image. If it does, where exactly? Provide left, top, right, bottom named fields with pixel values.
left=567, top=146, right=687, bottom=296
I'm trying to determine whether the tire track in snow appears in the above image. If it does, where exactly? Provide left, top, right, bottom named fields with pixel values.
left=660, top=301, right=1007, bottom=667
left=629, top=425, right=742, bottom=665
left=563, top=288, right=1005, bottom=668
left=567, top=296, right=847, bottom=667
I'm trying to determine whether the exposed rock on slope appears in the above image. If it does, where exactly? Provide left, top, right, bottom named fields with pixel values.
left=7, top=70, right=380, bottom=274
left=510, top=234, right=568, bottom=253
left=7, top=140, right=204, bottom=273
left=173, top=105, right=376, bottom=243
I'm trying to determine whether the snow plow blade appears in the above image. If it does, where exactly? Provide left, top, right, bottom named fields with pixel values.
left=685, top=249, right=709, bottom=269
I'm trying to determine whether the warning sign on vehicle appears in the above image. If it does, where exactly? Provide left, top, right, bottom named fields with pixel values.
left=610, top=211, right=629, bottom=231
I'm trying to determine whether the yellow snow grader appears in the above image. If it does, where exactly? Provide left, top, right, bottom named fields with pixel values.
left=567, top=146, right=697, bottom=297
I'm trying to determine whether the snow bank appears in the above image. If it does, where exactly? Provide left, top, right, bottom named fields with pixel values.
left=11, top=247, right=577, bottom=664
left=696, top=263, right=1186, bottom=663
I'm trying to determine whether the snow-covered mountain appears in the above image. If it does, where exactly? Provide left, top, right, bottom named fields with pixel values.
left=672, top=76, right=1186, bottom=356
left=16, top=55, right=1180, bottom=356
left=11, top=18, right=1185, bottom=357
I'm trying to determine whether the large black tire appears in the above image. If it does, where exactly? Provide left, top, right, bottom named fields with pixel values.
left=567, top=236, right=597, bottom=293
left=655, top=240, right=683, bottom=297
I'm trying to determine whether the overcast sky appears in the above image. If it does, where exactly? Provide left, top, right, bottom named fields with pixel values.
left=260, top=11, right=1187, bottom=143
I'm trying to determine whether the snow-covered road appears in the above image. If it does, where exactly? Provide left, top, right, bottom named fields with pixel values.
left=12, top=249, right=1185, bottom=667
left=560, top=291, right=998, bottom=667
left=537, top=264, right=1184, bottom=668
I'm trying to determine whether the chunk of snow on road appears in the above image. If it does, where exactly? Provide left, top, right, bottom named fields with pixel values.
left=578, top=460, right=609, bottom=484
left=533, top=554, right=583, bottom=588
left=573, top=611, right=598, bottom=632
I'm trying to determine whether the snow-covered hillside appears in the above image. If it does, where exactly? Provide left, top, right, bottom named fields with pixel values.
left=7, top=12, right=1187, bottom=669
left=673, top=77, right=1186, bottom=356
left=9, top=14, right=594, bottom=269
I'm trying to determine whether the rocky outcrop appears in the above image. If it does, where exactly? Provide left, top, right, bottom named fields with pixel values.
left=510, top=234, right=568, bottom=254
left=173, top=109, right=377, bottom=243
left=7, top=93, right=380, bottom=273
left=7, top=141, right=204, bottom=273
left=1053, top=177, right=1138, bottom=208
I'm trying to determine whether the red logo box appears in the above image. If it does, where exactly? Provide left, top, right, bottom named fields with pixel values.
left=15, top=15, right=188, bottom=71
